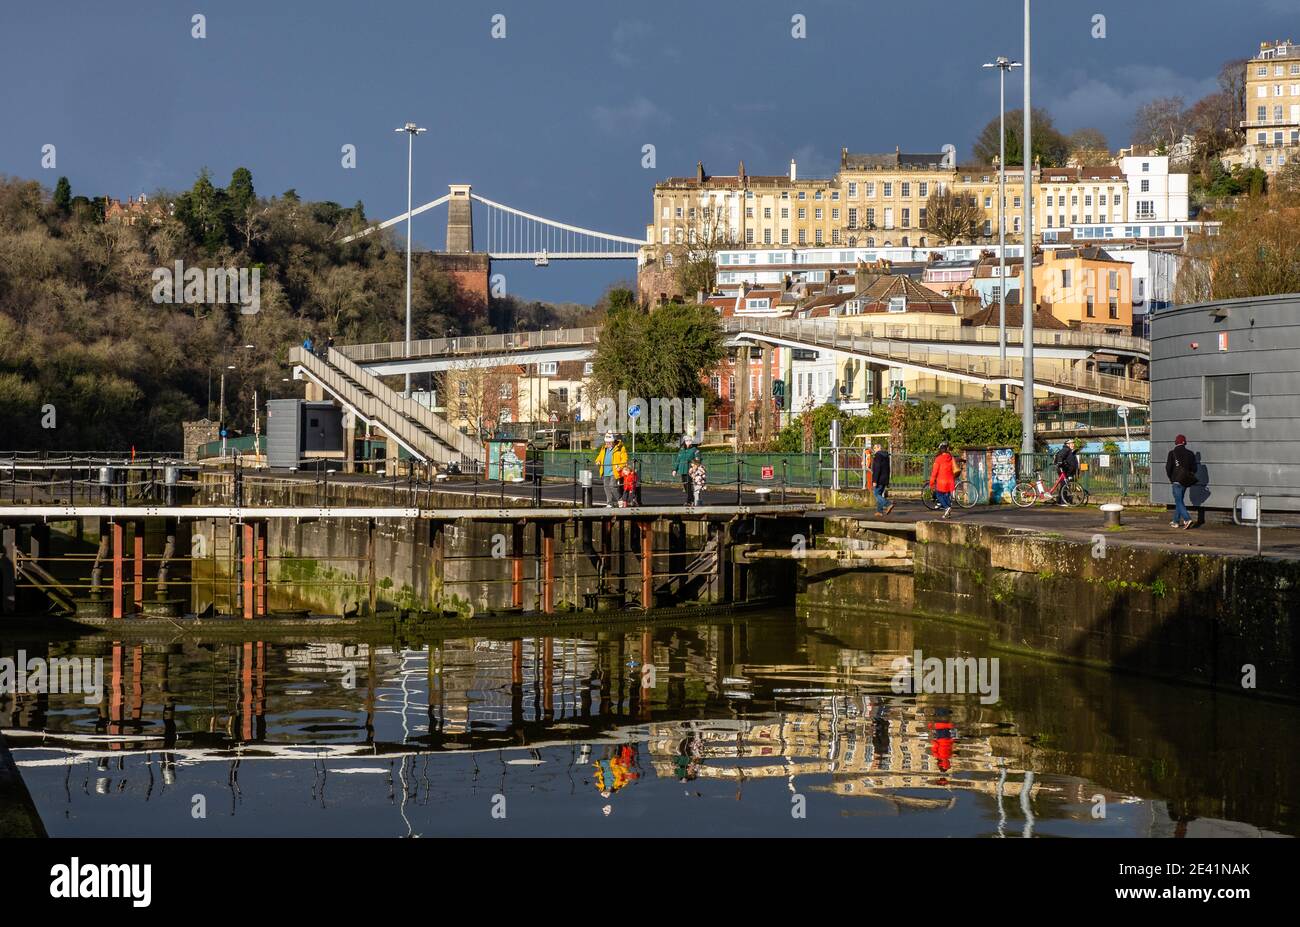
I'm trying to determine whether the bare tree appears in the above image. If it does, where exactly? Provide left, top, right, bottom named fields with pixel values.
left=1217, top=57, right=1250, bottom=139
left=1132, top=96, right=1187, bottom=151
left=673, top=195, right=733, bottom=299
left=925, top=188, right=984, bottom=244
left=1175, top=199, right=1300, bottom=303
left=446, top=357, right=517, bottom=439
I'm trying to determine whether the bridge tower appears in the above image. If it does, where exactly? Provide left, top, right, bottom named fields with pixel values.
left=446, top=184, right=473, bottom=252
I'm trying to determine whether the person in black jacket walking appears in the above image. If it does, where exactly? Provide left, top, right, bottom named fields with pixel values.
left=870, top=443, right=894, bottom=517
left=1165, top=434, right=1198, bottom=528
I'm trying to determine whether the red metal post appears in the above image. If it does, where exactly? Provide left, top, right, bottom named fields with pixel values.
left=511, top=522, right=525, bottom=609
left=640, top=519, right=654, bottom=609
left=256, top=525, right=267, bottom=617
left=242, top=522, right=255, bottom=620
left=541, top=522, right=555, bottom=614
left=132, top=521, right=144, bottom=609
left=111, top=522, right=124, bottom=619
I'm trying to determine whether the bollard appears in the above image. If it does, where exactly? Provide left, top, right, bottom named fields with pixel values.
left=1100, top=503, right=1123, bottom=528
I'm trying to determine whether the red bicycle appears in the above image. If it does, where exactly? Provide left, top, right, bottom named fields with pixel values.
left=1010, top=470, right=1089, bottom=507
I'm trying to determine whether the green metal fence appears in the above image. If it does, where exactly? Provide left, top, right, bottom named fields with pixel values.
left=1019, top=452, right=1151, bottom=498
left=542, top=450, right=824, bottom=489
left=543, top=448, right=1153, bottom=500
left=197, top=434, right=265, bottom=458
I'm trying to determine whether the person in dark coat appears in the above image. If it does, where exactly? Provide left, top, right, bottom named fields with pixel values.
left=1165, top=434, right=1198, bottom=528
left=870, top=443, right=894, bottom=517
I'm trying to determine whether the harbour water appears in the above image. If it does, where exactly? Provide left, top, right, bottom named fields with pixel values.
left=1, top=607, right=1294, bottom=837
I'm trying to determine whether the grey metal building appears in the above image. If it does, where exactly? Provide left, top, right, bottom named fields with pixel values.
left=1149, top=293, right=1300, bottom=513
left=266, top=400, right=345, bottom=469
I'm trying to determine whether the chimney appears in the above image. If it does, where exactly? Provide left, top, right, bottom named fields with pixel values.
left=789, top=158, right=797, bottom=182
left=841, top=146, right=848, bottom=169
left=696, top=160, right=705, bottom=183
left=738, top=160, right=746, bottom=183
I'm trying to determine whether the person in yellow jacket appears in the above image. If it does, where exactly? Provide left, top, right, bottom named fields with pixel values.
left=594, top=432, right=628, bottom=506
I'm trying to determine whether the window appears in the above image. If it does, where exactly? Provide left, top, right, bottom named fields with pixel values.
left=1141, top=162, right=1150, bottom=172
left=499, top=408, right=511, bottom=423
left=919, top=182, right=929, bottom=197
left=797, top=191, right=806, bottom=200
left=866, top=208, right=876, bottom=226
left=848, top=182, right=858, bottom=197
left=1108, top=296, right=1118, bottom=319
left=901, top=208, right=910, bottom=228
left=1203, top=374, right=1250, bottom=418
left=919, top=208, right=927, bottom=229
left=1086, top=294, right=1095, bottom=317
left=1061, top=269, right=1072, bottom=289
left=831, top=208, right=839, bottom=219
left=815, top=208, right=823, bottom=220
left=458, top=381, right=468, bottom=397
left=797, top=207, right=806, bottom=219
left=887, top=296, right=907, bottom=313
left=745, top=229, right=754, bottom=243
left=797, top=229, right=806, bottom=244
left=1108, top=271, right=1118, bottom=290
left=763, top=229, right=772, bottom=244
left=866, top=182, right=875, bottom=196
left=815, top=229, right=823, bottom=244
left=538, top=362, right=557, bottom=375
left=498, top=383, right=512, bottom=399
left=848, top=207, right=858, bottom=227
left=583, top=362, right=594, bottom=375
left=780, top=207, right=789, bottom=219
left=901, top=182, right=911, bottom=197
left=780, top=229, right=789, bottom=244
left=883, top=182, right=893, bottom=197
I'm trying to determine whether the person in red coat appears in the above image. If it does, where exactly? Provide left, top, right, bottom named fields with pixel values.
left=929, top=442, right=957, bottom=518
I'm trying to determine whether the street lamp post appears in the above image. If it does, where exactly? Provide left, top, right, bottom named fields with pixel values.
left=983, top=56, right=1022, bottom=409
left=395, top=122, right=427, bottom=396
left=1020, top=0, right=1036, bottom=458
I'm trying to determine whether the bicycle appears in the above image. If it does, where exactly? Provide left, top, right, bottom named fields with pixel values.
left=1010, top=470, right=1089, bottom=507
left=922, top=481, right=976, bottom=510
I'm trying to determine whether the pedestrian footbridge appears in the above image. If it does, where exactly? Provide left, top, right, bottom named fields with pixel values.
left=333, top=319, right=1149, bottom=409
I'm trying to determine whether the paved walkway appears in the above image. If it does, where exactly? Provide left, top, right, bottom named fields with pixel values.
left=826, top=501, right=1300, bottom=560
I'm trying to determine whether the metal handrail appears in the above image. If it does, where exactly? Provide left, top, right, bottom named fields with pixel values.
left=336, top=327, right=603, bottom=363
left=727, top=317, right=1149, bottom=402
left=326, top=348, right=480, bottom=460
left=290, top=347, right=451, bottom=464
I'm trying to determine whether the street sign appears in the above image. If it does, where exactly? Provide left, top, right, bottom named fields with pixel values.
left=761, top=465, right=774, bottom=480
left=1117, top=407, right=1129, bottom=418
left=628, top=403, right=641, bottom=419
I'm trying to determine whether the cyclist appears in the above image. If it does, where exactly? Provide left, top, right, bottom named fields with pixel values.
left=929, top=442, right=957, bottom=519
left=1050, top=439, right=1080, bottom=504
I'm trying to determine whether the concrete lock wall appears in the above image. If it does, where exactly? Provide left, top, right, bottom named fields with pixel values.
left=799, top=519, right=1299, bottom=699
left=189, top=481, right=722, bottom=617
left=1149, top=293, right=1300, bottom=512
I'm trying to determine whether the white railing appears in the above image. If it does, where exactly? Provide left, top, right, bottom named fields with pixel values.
left=724, top=318, right=1149, bottom=402
left=337, top=327, right=601, bottom=363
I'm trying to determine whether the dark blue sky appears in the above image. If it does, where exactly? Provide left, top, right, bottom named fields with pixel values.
left=2, top=0, right=1294, bottom=304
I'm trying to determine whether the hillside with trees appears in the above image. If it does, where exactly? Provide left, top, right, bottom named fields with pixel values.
left=0, top=169, right=578, bottom=451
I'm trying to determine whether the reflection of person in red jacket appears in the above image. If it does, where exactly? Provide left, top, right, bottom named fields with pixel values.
left=929, top=708, right=956, bottom=774
left=929, top=443, right=957, bottom=518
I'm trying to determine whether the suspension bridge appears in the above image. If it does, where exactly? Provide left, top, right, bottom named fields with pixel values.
left=338, top=183, right=644, bottom=263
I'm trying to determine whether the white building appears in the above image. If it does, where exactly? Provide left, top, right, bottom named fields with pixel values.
left=1120, top=154, right=1189, bottom=222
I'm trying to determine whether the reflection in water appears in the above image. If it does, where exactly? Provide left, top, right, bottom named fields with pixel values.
left=0, top=611, right=1294, bottom=837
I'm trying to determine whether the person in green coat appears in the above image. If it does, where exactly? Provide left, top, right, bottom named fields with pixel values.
left=672, top=436, right=701, bottom=505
